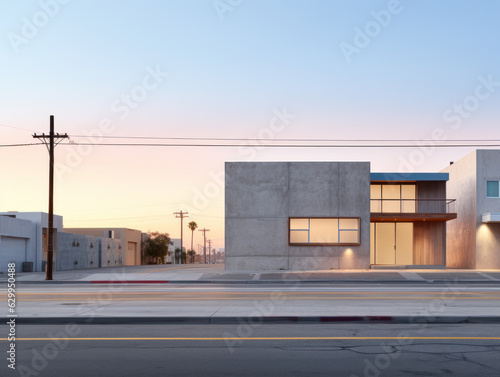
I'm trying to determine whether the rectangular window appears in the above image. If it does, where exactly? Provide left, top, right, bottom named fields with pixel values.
left=487, top=181, right=500, bottom=198
left=370, top=184, right=416, bottom=213
left=289, top=217, right=360, bottom=245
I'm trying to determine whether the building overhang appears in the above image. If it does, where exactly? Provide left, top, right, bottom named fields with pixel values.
left=482, top=213, right=500, bottom=223
left=371, top=213, right=457, bottom=222
left=370, top=172, right=449, bottom=182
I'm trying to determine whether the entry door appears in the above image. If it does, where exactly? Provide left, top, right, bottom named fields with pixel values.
left=374, top=223, right=413, bottom=265
left=375, top=223, right=396, bottom=264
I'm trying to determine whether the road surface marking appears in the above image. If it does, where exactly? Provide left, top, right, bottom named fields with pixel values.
left=7, top=291, right=500, bottom=296
left=3, top=336, right=500, bottom=341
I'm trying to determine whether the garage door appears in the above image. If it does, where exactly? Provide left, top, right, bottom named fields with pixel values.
left=126, top=242, right=136, bottom=266
left=0, top=236, right=27, bottom=272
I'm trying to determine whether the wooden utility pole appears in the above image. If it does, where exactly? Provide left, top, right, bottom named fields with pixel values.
left=174, top=210, right=188, bottom=264
left=33, top=115, right=68, bottom=280
left=207, top=239, right=212, bottom=263
left=198, top=228, right=210, bottom=264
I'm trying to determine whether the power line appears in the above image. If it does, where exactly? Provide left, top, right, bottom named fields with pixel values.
left=0, top=143, right=44, bottom=148
left=58, top=142, right=500, bottom=148
left=68, top=134, right=500, bottom=143
left=3, top=138, right=500, bottom=149
left=0, top=123, right=36, bottom=132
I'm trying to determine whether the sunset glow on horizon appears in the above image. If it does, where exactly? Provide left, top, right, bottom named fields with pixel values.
left=2, top=0, right=499, bottom=250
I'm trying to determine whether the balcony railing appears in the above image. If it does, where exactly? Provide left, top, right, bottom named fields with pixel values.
left=370, top=199, right=456, bottom=214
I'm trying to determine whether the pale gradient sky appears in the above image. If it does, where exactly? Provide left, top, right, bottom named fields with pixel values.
left=1, top=0, right=499, bottom=250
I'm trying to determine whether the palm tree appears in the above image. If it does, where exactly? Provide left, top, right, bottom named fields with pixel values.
left=187, top=221, right=198, bottom=263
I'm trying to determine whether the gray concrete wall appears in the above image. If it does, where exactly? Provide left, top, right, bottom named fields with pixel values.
left=442, top=151, right=477, bottom=268
left=56, top=232, right=123, bottom=270
left=475, top=150, right=500, bottom=268
left=64, top=227, right=141, bottom=265
left=225, top=161, right=371, bottom=270
left=101, top=237, right=124, bottom=268
left=56, top=233, right=96, bottom=270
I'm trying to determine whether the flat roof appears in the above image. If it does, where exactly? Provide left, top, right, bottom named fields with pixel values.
left=371, top=173, right=449, bottom=182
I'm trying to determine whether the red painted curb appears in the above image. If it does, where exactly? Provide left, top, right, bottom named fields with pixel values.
left=90, top=280, right=170, bottom=284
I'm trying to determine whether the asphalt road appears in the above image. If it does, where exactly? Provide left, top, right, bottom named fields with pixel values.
left=2, top=323, right=500, bottom=377
left=3, top=283, right=500, bottom=318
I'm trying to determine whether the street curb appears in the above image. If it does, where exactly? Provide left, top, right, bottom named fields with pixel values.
left=2, top=279, right=500, bottom=285
left=6, top=316, right=500, bottom=325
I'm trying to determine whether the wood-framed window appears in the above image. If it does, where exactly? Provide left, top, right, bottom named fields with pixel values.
left=289, top=217, right=360, bottom=246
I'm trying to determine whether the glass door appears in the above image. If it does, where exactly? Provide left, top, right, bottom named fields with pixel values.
left=373, top=222, right=414, bottom=265
left=375, top=223, right=396, bottom=264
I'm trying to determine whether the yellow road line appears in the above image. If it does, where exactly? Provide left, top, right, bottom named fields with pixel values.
left=1, top=336, right=500, bottom=341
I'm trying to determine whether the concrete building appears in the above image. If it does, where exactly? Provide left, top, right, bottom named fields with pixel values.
left=0, top=215, right=37, bottom=272
left=56, top=232, right=123, bottom=270
left=443, top=150, right=500, bottom=269
left=169, top=238, right=187, bottom=264
left=225, top=162, right=457, bottom=270
left=0, top=212, right=124, bottom=272
left=64, top=228, right=142, bottom=266
left=0, top=212, right=63, bottom=272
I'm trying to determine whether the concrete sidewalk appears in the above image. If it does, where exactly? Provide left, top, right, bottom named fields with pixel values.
left=4, top=265, right=500, bottom=324
left=3, top=264, right=500, bottom=284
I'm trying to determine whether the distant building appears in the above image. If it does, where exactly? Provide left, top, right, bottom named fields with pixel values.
left=0, top=212, right=62, bottom=272
left=169, top=238, right=186, bottom=264
left=64, top=227, right=142, bottom=266
left=0, top=212, right=123, bottom=272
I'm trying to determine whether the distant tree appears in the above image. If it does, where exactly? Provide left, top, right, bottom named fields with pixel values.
left=187, top=249, right=196, bottom=263
left=143, top=232, right=170, bottom=264
left=175, top=247, right=181, bottom=264
left=187, top=221, right=198, bottom=263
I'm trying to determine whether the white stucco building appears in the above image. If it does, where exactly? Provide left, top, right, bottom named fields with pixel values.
left=0, top=212, right=63, bottom=272
left=0, top=212, right=138, bottom=272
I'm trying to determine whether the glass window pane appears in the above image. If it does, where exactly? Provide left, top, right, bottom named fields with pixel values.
left=310, top=219, right=338, bottom=243
left=382, top=185, right=401, bottom=200
left=370, top=185, right=381, bottom=199
left=339, top=218, right=359, bottom=230
left=401, top=199, right=416, bottom=213
left=401, top=185, right=416, bottom=199
left=290, top=218, right=309, bottom=230
left=339, top=230, right=359, bottom=244
left=290, top=230, right=308, bottom=243
left=487, top=181, right=499, bottom=198
left=371, top=200, right=382, bottom=212
left=382, top=200, right=401, bottom=213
